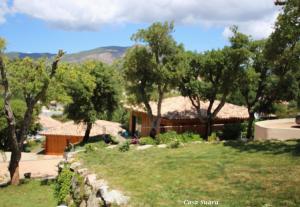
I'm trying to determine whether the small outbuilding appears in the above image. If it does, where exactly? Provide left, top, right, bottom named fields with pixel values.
left=127, top=96, right=249, bottom=137
left=40, top=120, right=122, bottom=155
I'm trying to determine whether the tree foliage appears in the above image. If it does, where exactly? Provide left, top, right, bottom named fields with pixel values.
left=0, top=37, right=64, bottom=185
left=124, top=21, right=185, bottom=137
left=180, top=27, right=249, bottom=138
left=62, top=61, right=121, bottom=143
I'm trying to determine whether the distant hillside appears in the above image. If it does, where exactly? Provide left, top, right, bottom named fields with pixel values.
left=7, top=52, right=55, bottom=59
left=6, top=46, right=130, bottom=64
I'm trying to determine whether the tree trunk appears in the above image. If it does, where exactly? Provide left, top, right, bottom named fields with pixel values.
left=1, top=55, right=21, bottom=185
left=150, top=86, right=164, bottom=138
left=204, top=115, right=212, bottom=140
left=9, top=149, right=21, bottom=185
left=246, top=112, right=255, bottom=139
left=81, top=122, right=93, bottom=144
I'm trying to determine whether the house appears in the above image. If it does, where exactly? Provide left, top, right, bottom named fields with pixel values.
left=40, top=120, right=122, bottom=155
left=127, top=96, right=249, bottom=137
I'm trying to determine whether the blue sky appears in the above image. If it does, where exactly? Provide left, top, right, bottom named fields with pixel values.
left=0, top=0, right=279, bottom=54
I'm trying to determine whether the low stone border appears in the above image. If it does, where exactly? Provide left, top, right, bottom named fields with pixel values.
left=59, top=151, right=129, bottom=207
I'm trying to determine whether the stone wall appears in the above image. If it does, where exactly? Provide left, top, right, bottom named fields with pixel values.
left=58, top=152, right=129, bottom=207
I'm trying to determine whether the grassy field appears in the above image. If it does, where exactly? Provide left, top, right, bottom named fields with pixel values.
left=80, top=140, right=300, bottom=207
left=0, top=180, right=57, bottom=207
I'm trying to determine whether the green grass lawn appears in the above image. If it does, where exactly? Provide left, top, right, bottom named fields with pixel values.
left=0, top=180, right=57, bottom=207
left=80, top=140, right=300, bottom=207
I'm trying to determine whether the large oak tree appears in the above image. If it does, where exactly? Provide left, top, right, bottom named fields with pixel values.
left=0, top=38, right=64, bottom=185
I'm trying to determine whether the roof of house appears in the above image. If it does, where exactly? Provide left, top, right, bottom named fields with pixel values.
left=40, top=120, right=123, bottom=137
left=127, top=96, right=249, bottom=120
left=38, top=115, right=62, bottom=129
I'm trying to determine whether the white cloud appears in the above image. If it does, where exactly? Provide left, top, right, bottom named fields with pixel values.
left=9, top=0, right=280, bottom=38
left=0, top=0, right=9, bottom=24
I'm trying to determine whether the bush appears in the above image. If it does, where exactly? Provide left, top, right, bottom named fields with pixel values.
left=55, top=166, right=73, bottom=205
left=157, top=131, right=202, bottom=144
left=130, top=138, right=139, bottom=145
left=157, top=131, right=181, bottom=144
left=139, top=137, right=157, bottom=145
left=180, top=132, right=202, bottom=143
left=221, top=123, right=245, bottom=140
left=104, top=134, right=119, bottom=145
left=84, top=144, right=97, bottom=153
left=168, top=139, right=180, bottom=149
left=119, top=141, right=130, bottom=152
left=208, top=132, right=219, bottom=142
left=24, top=139, right=39, bottom=152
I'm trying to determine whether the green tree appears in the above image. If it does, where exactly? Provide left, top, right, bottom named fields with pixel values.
left=0, top=99, right=41, bottom=150
left=63, top=61, right=120, bottom=144
left=180, top=28, right=249, bottom=139
left=124, top=22, right=185, bottom=137
left=0, top=38, right=64, bottom=185
left=265, top=0, right=300, bottom=107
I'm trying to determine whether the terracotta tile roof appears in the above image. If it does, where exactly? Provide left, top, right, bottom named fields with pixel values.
left=127, top=96, right=249, bottom=120
left=38, top=115, right=62, bottom=129
left=40, top=120, right=122, bottom=137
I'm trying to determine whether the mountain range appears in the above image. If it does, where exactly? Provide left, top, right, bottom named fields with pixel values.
left=6, top=46, right=130, bottom=64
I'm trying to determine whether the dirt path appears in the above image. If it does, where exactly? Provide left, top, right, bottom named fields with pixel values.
left=0, top=152, right=63, bottom=180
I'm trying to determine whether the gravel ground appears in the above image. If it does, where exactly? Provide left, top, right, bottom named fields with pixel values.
left=0, top=152, right=63, bottom=181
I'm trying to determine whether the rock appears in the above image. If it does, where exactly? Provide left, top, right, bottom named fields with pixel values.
left=0, top=173, right=10, bottom=187
left=87, top=192, right=100, bottom=207
left=136, top=145, right=153, bottom=150
left=77, top=168, right=89, bottom=176
left=106, top=145, right=117, bottom=149
left=70, top=162, right=81, bottom=171
left=85, top=174, right=97, bottom=185
left=192, top=141, right=203, bottom=144
left=157, top=144, right=167, bottom=148
left=91, top=179, right=108, bottom=191
left=102, top=190, right=130, bottom=205
left=79, top=200, right=87, bottom=207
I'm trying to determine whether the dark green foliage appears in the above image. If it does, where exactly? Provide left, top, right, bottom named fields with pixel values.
left=179, top=27, right=250, bottom=138
left=0, top=98, right=41, bottom=150
left=72, top=173, right=85, bottom=206
left=139, top=137, right=158, bottom=145
left=62, top=61, right=121, bottom=143
left=55, top=166, right=73, bottom=205
left=123, top=22, right=185, bottom=135
left=110, top=106, right=130, bottom=130
left=221, top=123, right=246, bottom=140
left=64, top=61, right=120, bottom=124
left=119, top=141, right=130, bottom=152
left=274, top=102, right=300, bottom=118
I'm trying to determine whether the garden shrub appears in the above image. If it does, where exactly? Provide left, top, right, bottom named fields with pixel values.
left=208, top=132, right=219, bottom=142
left=157, top=131, right=202, bottom=144
left=180, top=132, right=203, bottom=143
left=130, top=138, right=139, bottom=145
left=139, top=137, right=157, bottom=145
left=24, top=139, right=39, bottom=152
left=84, top=144, right=97, bottom=153
left=104, top=134, right=119, bottom=145
left=168, top=139, right=180, bottom=149
left=119, top=141, right=130, bottom=152
left=221, top=123, right=246, bottom=140
left=55, top=166, right=73, bottom=205
left=72, top=173, right=85, bottom=206
left=157, top=131, right=181, bottom=144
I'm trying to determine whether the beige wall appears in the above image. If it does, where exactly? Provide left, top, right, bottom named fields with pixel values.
left=255, top=119, right=300, bottom=141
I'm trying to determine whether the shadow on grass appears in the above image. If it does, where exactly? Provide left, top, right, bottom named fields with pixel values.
left=224, top=140, right=300, bottom=156
left=40, top=178, right=56, bottom=186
